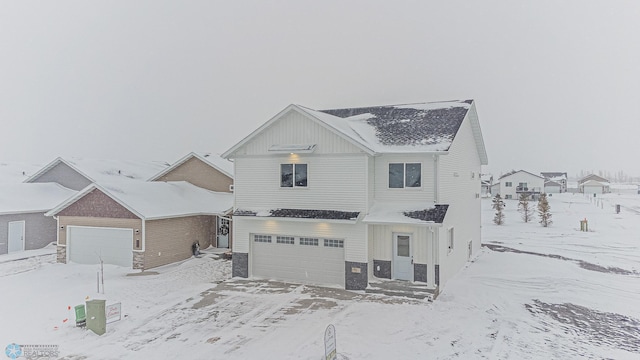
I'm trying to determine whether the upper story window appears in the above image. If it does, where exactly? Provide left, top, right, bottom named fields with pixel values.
left=505, top=182, right=513, bottom=187
left=389, top=163, right=421, bottom=188
left=281, top=164, right=308, bottom=188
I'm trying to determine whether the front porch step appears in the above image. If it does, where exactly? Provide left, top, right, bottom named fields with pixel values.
left=365, top=281, right=438, bottom=301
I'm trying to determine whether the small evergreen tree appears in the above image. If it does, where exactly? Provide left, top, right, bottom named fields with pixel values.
left=518, top=193, right=533, bottom=223
left=538, top=193, right=552, bottom=227
left=492, top=194, right=505, bottom=225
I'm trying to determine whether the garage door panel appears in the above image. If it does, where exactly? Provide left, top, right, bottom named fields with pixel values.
left=68, top=227, right=133, bottom=267
left=252, top=240, right=344, bottom=286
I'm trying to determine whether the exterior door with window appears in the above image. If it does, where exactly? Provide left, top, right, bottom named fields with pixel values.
left=217, top=217, right=230, bottom=248
left=393, top=233, right=413, bottom=281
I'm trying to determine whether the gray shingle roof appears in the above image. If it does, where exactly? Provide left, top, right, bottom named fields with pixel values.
left=234, top=208, right=360, bottom=220
left=320, top=101, right=471, bottom=149
left=403, top=204, right=449, bottom=223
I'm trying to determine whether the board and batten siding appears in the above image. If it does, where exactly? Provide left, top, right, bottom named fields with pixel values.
left=144, top=215, right=214, bottom=269
left=437, top=112, right=482, bottom=289
left=234, top=154, right=368, bottom=212
left=154, top=156, right=232, bottom=193
left=234, top=109, right=365, bottom=156
left=369, top=224, right=434, bottom=264
left=233, top=217, right=367, bottom=264
left=58, top=217, right=142, bottom=249
left=373, top=154, right=436, bottom=203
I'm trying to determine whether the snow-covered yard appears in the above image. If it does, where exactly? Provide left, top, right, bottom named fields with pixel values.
left=1, top=193, right=639, bottom=359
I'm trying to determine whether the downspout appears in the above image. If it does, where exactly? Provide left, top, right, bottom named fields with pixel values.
left=433, top=154, right=439, bottom=203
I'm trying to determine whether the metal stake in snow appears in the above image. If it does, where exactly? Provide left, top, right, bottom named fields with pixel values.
left=96, top=253, right=105, bottom=294
left=324, top=324, right=336, bottom=360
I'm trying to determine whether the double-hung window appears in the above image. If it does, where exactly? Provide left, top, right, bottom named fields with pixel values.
left=505, top=182, right=513, bottom=187
left=389, top=163, right=421, bottom=188
left=281, top=164, right=308, bottom=187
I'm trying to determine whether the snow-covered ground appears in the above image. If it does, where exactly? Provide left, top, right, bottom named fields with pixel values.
left=1, top=193, right=639, bottom=359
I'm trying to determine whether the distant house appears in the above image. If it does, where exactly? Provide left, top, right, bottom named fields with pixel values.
left=149, top=152, right=235, bottom=249
left=480, top=174, right=493, bottom=197
left=492, top=170, right=544, bottom=200
left=24, top=157, right=169, bottom=191
left=0, top=183, right=76, bottom=255
left=46, top=182, right=233, bottom=269
left=541, top=172, right=568, bottom=193
left=223, top=99, right=488, bottom=294
left=578, top=174, right=610, bottom=194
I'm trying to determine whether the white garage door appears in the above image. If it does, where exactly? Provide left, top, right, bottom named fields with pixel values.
left=252, top=235, right=345, bottom=287
left=68, top=227, right=133, bottom=267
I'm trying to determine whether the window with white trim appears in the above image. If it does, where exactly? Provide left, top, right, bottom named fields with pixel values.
left=505, top=182, right=512, bottom=187
left=276, top=236, right=295, bottom=244
left=324, top=239, right=344, bottom=248
left=254, top=234, right=272, bottom=243
left=299, top=237, right=319, bottom=246
left=389, top=163, right=421, bottom=188
left=281, top=163, right=308, bottom=187
left=447, top=228, right=454, bottom=253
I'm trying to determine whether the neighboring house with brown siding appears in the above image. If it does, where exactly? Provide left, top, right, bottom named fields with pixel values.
left=149, top=152, right=235, bottom=249
left=46, top=181, right=233, bottom=270
left=0, top=183, right=76, bottom=255
left=25, top=157, right=170, bottom=190
left=149, top=152, right=234, bottom=193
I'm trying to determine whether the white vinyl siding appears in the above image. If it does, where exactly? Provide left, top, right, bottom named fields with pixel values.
left=235, top=154, right=367, bottom=211
left=237, top=109, right=364, bottom=155
left=374, top=155, right=435, bottom=203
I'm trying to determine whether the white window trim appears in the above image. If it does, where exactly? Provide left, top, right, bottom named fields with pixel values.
left=280, top=163, right=309, bottom=189
left=388, top=162, right=422, bottom=189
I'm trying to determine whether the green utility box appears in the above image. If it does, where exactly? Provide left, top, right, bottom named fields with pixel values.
left=86, top=299, right=106, bottom=336
left=74, top=304, right=86, bottom=327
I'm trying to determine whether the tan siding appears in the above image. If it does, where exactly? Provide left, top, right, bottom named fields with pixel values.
left=144, top=215, right=214, bottom=269
left=238, top=110, right=363, bottom=156
left=156, top=157, right=233, bottom=193
left=58, top=217, right=142, bottom=250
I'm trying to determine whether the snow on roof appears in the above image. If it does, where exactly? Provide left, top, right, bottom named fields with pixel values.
left=0, top=162, right=45, bottom=183
left=498, top=170, right=544, bottom=180
left=0, top=183, right=76, bottom=215
left=540, top=172, right=567, bottom=181
left=234, top=208, right=360, bottom=220
left=363, top=201, right=448, bottom=225
left=47, top=181, right=233, bottom=220
left=149, top=152, right=233, bottom=181
left=544, top=180, right=562, bottom=187
left=581, top=179, right=609, bottom=187
left=26, top=157, right=170, bottom=184
left=298, top=100, right=472, bottom=153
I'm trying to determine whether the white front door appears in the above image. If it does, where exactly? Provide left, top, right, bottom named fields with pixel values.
left=217, top=217, right=230, bottom=248
left=393, top=233, right=413, bottom=281
left=8, top=221, right=25, bottom=253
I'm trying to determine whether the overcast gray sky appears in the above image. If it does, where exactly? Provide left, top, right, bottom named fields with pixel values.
left=1, top=1, right=639, bottom=178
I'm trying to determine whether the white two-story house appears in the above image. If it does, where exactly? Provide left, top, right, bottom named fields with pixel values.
left=222, top=100, right=488, bottom=294
left=492, top=170, right=545, bottom=200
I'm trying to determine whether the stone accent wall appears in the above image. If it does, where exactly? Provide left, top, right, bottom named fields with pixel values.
left=58, top=189, right=139, bottom=219
left=133, top=252, right=144, bottom=270
left=435, top=264, right=440, bottom=285
left=345, top=261, right=368, bottom=290
left=232, top=252, right=248, bottom=278
left=373, top=260, right=391, bottom=279
left=57, top=245, right=66, bottom=264
left=414, top=263, right=428, bottom=283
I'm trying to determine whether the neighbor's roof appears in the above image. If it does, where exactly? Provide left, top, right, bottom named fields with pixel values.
left=0, top=162, right=45, bottom=183
left=223, top=100, right=488, bottom=164
left=0, top=183, right=76, bottom=215
left=234, top=208, right=360, bottom=221
left=540, top=172, right=567, bottom=181
left=363, top=201, right=448, bottom=225
left=578, top=174, right=609, bottom=184
left=25, top=157, right=170, bottom=184
left=581, top=179, right=609, bottom=187
left=544, top=180, right=562, bottom=187
left=498, top=170, right=545, bottom=180
left=46, top=181, right=233, bottom=220
left=148, top=152, right=233, bottom=181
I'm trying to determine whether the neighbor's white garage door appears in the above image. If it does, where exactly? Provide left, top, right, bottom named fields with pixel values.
left=67, top=227, right=133, bottom=267
left=252, top=235, right=345, bottom=287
